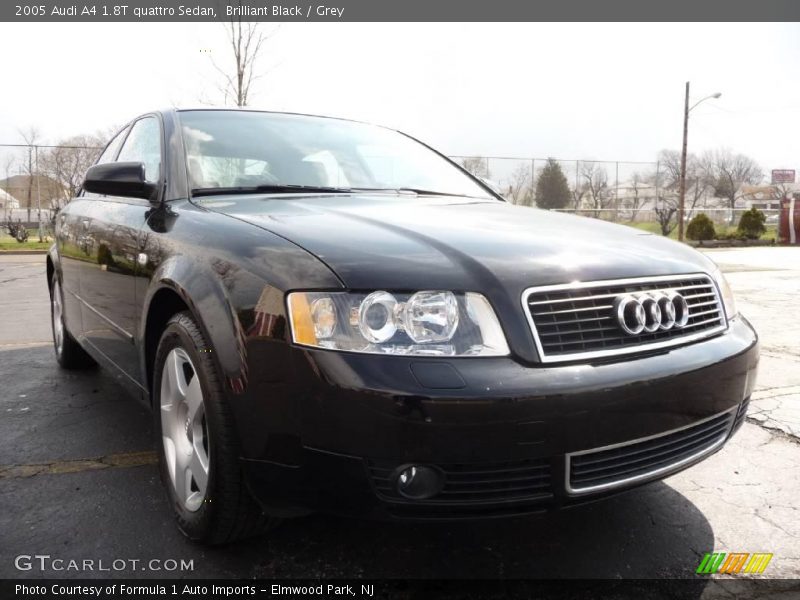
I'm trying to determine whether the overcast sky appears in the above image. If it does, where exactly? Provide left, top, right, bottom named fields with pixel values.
left=1, top=22, right=798, bottom=178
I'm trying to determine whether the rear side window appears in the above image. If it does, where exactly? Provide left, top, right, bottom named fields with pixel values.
left=116, top=117, right=162, bottom=183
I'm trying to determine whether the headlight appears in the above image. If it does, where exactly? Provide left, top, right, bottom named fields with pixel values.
left=287, top=290, right=509, bottom=356
left=711, top=267, right=737, bottom=321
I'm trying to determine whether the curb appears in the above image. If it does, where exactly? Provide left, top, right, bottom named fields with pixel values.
left=0, top=250, right=49, bottom=255
left=689, top=240, right=777, bottom=248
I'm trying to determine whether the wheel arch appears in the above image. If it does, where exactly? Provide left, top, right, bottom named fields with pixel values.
left=141, top=258, right=249, bottom=404
left=46, top=244, right=59, bottom=293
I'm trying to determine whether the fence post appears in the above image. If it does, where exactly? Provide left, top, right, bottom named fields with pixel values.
left=614, top=161, right=619, bottom=221
left=530, top=159, right=535, bottom=207
left=35, top=145, right=43, bottom=242
left=655, top=161, right=660, bottom=210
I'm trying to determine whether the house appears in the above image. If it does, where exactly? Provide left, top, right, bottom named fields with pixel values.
left=0, top=188, right=20, bottom=210
left=0, top=174, right=64, bottom=209
left=740, top=184, right=798, bottom=211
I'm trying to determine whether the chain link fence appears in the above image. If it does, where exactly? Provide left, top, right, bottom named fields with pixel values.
left=449, top=156, right=660, bottom=211
left=449, top=154, right=789, bottom=239
left=0, top=142, right=788, bottom=244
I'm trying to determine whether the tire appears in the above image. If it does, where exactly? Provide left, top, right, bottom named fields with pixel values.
left=50, top=273, right=95, bottom=370
left=153, top=311, right=279, bottom=544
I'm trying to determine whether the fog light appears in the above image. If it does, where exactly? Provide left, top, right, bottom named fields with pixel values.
left=395, top=465, right=444, bottom=500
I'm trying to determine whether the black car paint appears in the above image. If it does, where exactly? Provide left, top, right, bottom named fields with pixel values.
left=49, top=108, right=759, bottom=520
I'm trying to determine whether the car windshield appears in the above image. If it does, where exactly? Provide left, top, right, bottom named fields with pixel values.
left=178, top=110, right=493, bottom=199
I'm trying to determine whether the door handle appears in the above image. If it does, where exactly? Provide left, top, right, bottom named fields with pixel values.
left=82, top=219, right=90, bottom=229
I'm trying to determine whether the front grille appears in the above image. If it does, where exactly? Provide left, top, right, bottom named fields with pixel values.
left=368, top=458, right=552, bottom=511
left=568, top=411, right=734, bottom=494
left=523, top=274, right=726, bottom=362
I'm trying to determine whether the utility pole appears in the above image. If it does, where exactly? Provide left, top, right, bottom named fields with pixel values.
left=678, top=84, right=721, bottom=241
left=678, top=81, right=690, bottom=242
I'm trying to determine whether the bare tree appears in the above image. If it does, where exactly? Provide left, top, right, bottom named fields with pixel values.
left=571, top=183, right=587, bottom=210
left=580, top=162, right=610, bottom=210
left=654, top=149, right=715, bottom=223
left=704, top=149, right=764, bottom=224
left=505, top=163, right=532, bottom=206
left=212, top=5, right=276, bottom=107
left=625, top=171, right=647, bottom=221
left=459, top=156, right=491, bottom=180
left=40, top=135, right=104, bottom=209
left=18, top=126, right=40, bottom=223
left=770, top=180, right=795, bottom=205
left=648, top=158, right=680, bottom=236
left=654, top=196, right=679, bottom=236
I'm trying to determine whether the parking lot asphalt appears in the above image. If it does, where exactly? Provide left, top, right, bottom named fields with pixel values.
left=1, top=249, right=798, bottom=580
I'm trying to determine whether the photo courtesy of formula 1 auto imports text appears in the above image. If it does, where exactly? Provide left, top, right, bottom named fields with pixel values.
left=1, top=1, right=799, bottom=599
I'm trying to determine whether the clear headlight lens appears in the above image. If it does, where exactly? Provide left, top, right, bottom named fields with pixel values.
left=402, top=291, right=459, bottom=343
left=287, top=290, right=509, bottom=356
left=711, top=267, right=737, bottom=321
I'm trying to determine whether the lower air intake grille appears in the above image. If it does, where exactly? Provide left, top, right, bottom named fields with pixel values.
left=368, top=458, right=552, bottom=514
left=568, top=411, right=734, bottom=494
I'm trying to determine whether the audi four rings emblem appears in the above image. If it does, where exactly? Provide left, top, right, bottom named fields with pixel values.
left=614, top=292, right=690, bottom=335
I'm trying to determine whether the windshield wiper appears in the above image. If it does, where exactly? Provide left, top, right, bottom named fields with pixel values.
left=351, top=187, right=482, bottom=198
left=191, top=184, right=354, bottom=197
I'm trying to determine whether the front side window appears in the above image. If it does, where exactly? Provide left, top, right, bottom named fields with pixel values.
left=95, top=126, right=128, bottom=165
left=116, top=116, right=162, bottom=183
left=178, top=110, right=492, bottom=199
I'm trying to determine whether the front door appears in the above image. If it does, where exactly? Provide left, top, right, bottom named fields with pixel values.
left=77, top=116, right=163, bottom=388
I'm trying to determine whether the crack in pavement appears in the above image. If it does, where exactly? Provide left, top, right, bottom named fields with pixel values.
left=751, top=385, right=800, bottom=401
left=753, top=510, right=799, bottom=539
left=745, top=417, right=800, bottom=444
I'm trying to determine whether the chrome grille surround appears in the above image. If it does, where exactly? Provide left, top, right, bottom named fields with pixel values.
left=521, top=273, right=727, bottom=363
left=565, top=408, right=736, bottom=495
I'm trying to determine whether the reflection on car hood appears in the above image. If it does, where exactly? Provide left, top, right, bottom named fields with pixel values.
left=198, top=193, right=718, bottom=291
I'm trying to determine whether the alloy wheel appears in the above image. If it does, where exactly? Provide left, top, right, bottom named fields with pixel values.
left=160, top=347, right=210, bottom=512
left=51, top=279, right=64, bottom=354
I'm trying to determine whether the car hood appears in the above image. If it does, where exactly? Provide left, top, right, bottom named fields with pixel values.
left=199, top=193, right=717, bottom=292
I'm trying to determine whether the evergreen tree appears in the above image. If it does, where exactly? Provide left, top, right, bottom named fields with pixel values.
left=535, top=158, right=571, bottom=209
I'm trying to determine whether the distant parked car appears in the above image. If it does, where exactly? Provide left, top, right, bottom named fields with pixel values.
left=48, top=109, right=758, bottom=544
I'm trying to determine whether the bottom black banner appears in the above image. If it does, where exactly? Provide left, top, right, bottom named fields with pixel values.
left=3, top=579, right=800, bottom=600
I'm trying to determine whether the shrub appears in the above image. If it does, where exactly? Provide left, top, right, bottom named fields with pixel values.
left=737, top=207, right=767, bottom=240
left=716, top=230, right=747, bottom=242
left=686, top=213, right=715, bottom=241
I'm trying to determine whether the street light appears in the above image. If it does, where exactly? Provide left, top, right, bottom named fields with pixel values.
left=678, top=83, right=721, bottom=241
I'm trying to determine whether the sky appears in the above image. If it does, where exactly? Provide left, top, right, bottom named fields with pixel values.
left=0, top=22, right=798, bottom=181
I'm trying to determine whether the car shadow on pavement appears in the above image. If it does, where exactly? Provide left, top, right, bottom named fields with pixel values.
left=213, top=482, right=713, bottom=584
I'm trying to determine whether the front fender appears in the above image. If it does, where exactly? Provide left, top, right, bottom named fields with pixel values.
left=141, top=255, right=251, bottom=396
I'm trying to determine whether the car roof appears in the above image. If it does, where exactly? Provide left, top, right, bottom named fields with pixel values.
left=159, top=106, right=387, bottom=130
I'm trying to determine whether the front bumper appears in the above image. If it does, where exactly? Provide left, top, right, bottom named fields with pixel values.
left=235, top=316, right=758, bottom=520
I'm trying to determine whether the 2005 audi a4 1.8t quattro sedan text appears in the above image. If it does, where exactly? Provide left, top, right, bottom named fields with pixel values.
left=48, top=109, right=758, bottom=543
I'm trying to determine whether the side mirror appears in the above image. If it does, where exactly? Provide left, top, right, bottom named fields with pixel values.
left=83, top=162, right=157, bottom=201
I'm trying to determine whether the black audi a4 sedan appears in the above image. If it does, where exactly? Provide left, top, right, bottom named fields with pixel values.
left=48, top=109, right=758, bottom=543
